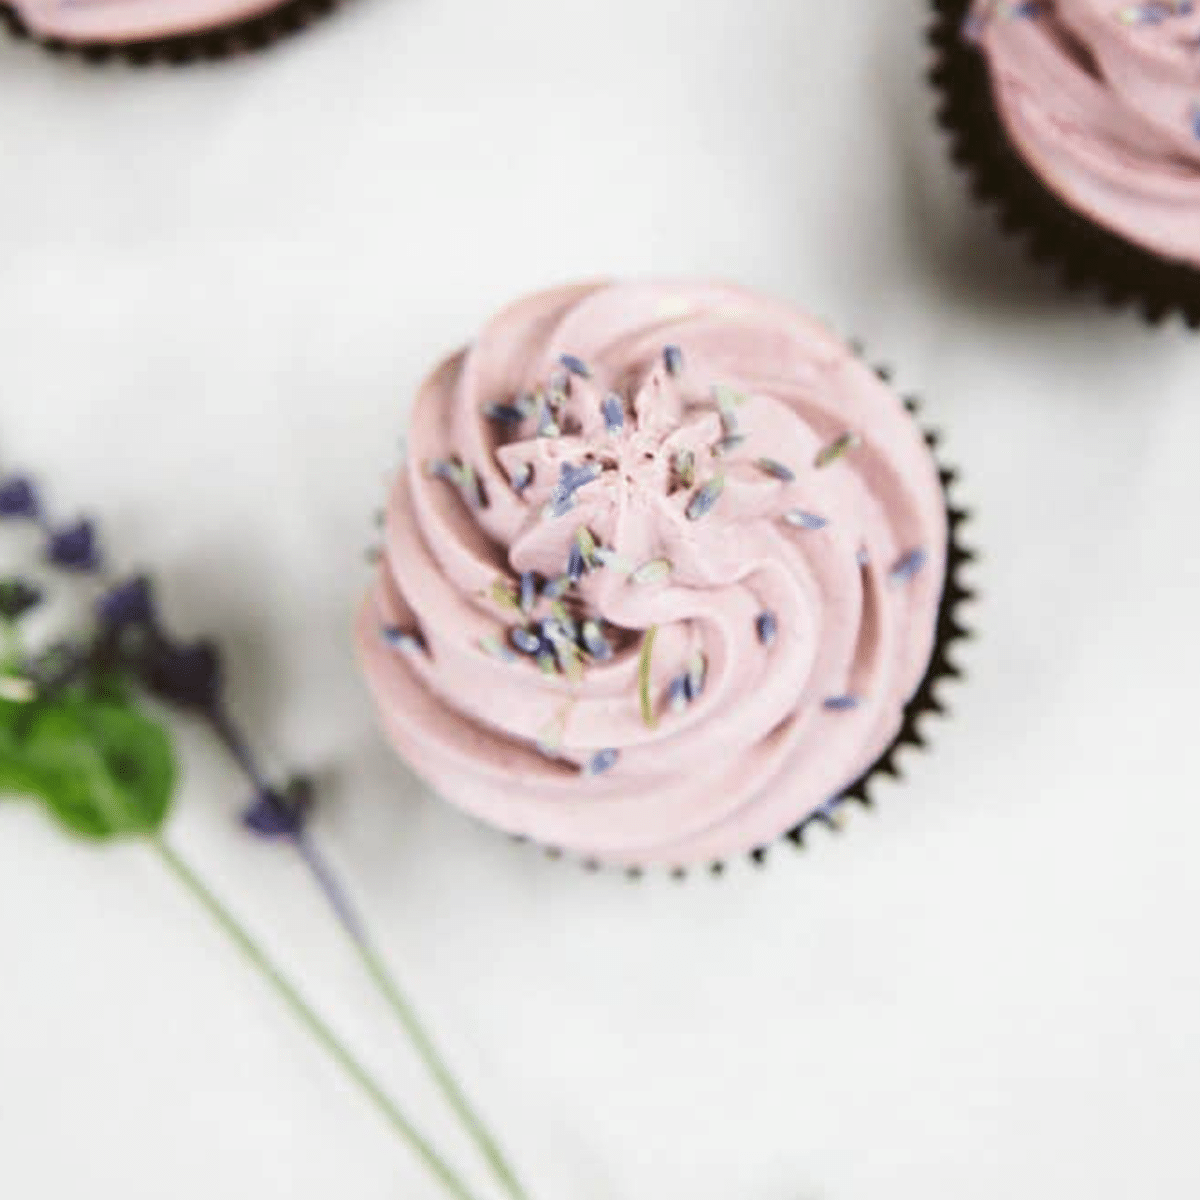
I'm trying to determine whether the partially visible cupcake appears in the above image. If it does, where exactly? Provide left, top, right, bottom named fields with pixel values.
left=1, top=0, right=338, bottom=61
left=931, top=0, right=1200, bottom=325
left=357, top=281, right=973, bottom=873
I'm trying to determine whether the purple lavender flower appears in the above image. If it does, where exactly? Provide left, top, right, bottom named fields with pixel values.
left=0, top=477, right=39, bottom=519
left=46, top=520, right=101, bottom=571
left=96, top=575, right=157, bottom=627
left=243, top=777, right=314, bottom=839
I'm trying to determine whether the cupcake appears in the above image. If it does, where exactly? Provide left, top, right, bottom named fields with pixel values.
left=357, top=281, right=973, bottom=873
left=931, top=1, right=1200, bottom=325
left=0, top=0, right=338, bottom=61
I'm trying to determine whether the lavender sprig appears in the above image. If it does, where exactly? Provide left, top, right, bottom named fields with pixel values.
left=0, top=474, right=492, bottom=1200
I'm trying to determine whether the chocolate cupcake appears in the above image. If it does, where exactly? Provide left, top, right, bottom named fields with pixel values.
left=0, top=0, right=339, bottom=62
left=930, top=0, right=1200, bottom=325
left=357, top=281, right=973, bottom=874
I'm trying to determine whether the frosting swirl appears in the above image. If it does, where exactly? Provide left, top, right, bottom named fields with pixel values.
left=967, top=1, right=1200, bottom=267
left=357, top=282, right=948, bottom=868
left=7, top=0, right=292, bottom=41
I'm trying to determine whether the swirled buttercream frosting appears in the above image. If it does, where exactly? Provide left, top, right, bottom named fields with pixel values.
left=357, top=281, right=949, bottom=868
left=6, top=0, right=298, bottom=42
left=966, top=1, right=1200, bottom=267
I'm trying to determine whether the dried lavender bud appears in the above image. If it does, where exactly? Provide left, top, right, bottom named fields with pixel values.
left=46, top=520, right=101, bottom=572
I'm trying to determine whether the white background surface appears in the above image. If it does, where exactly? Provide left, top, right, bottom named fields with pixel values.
left=2, top=1, right=1200, bottom=1197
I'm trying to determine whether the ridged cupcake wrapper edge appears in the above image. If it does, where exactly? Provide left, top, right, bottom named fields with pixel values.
left=0, top=0, right=340, bottom=64
left=927, top=0, right=1200, bottom=329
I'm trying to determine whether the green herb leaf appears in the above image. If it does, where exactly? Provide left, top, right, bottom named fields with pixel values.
left=1, top=692, right=176, bottom=840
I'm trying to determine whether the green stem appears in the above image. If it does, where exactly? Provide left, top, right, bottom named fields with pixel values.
left=292, top=834, right=529, bottom=1200
left=355, top=935, right=530, bottom=1200
left=1, top=618, right=21, bottom=674
left=150, top=837, right=485, bottom=1200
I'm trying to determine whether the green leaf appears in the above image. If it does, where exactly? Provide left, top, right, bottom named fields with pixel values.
left=0, top=691, right=176, bottom=840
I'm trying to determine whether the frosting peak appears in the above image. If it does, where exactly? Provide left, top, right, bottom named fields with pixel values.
left=358, top=282, right=949, bottom=868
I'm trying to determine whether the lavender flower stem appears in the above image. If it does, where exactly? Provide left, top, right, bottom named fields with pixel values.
left=150, top=837, right=483, bottom=1200
left=293, top=830, right=530, bottom=1200
left=204, top=708, right=530, bottom=1200
left=206, top=703, right=272, bottom=792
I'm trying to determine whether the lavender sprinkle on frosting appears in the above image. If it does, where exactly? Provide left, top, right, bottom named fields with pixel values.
left=815, top=432, right=859, bottom=469
left=756, top=612, right=778, bottom=647
left=559, top=353, right=591, bottom=378
left=542, top=574, right=570, bottom=600
left=566, top=540, right=586, bottom=583
left=823, top=695, right=860, bottom=712
left=580, top=620, right=613, bottom=661
left=686, top=475, right=725, bottom=521
left=484, top=402, right=526, bottom=424
left=583, top=748, right=619, bottom=777
left=428, top=458, right=485, bottom=508
left=667, top=675, right=690, bottom=714
left=602, top=393, right=625, bottom=433
left=784, top=510, right=829, bottom=531
left=537, top=399, right=561, bottom=438
left=511, top=462, right=534, bottom=494
left=519, top=571, right=538, bottom=613
left=755, top=458, right=795, bottom=482
left=685, top=652, right=706, bottom=702
left=890, top=548, right=928, bottom=585
left=382, top=627, right=425, bottom=655
left=663, top=345, right=684, bottom=376
left=572, top=527, right=598, bottom=576
left=510, top=627, right=542, bottom=656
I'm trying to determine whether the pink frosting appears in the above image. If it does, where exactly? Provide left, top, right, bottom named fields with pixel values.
left=8, top=0, right=288, bottom=41
left=967, top=1, right=1200, bottom=267
left=357, top=281, right=948, bottom=868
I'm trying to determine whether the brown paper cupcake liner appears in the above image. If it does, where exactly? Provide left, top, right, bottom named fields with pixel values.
left=928, top=0, right=1200, bottom=328
left=0, top=0, right=339, bottom=64
left=514, top=356, right=976, bottom=881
